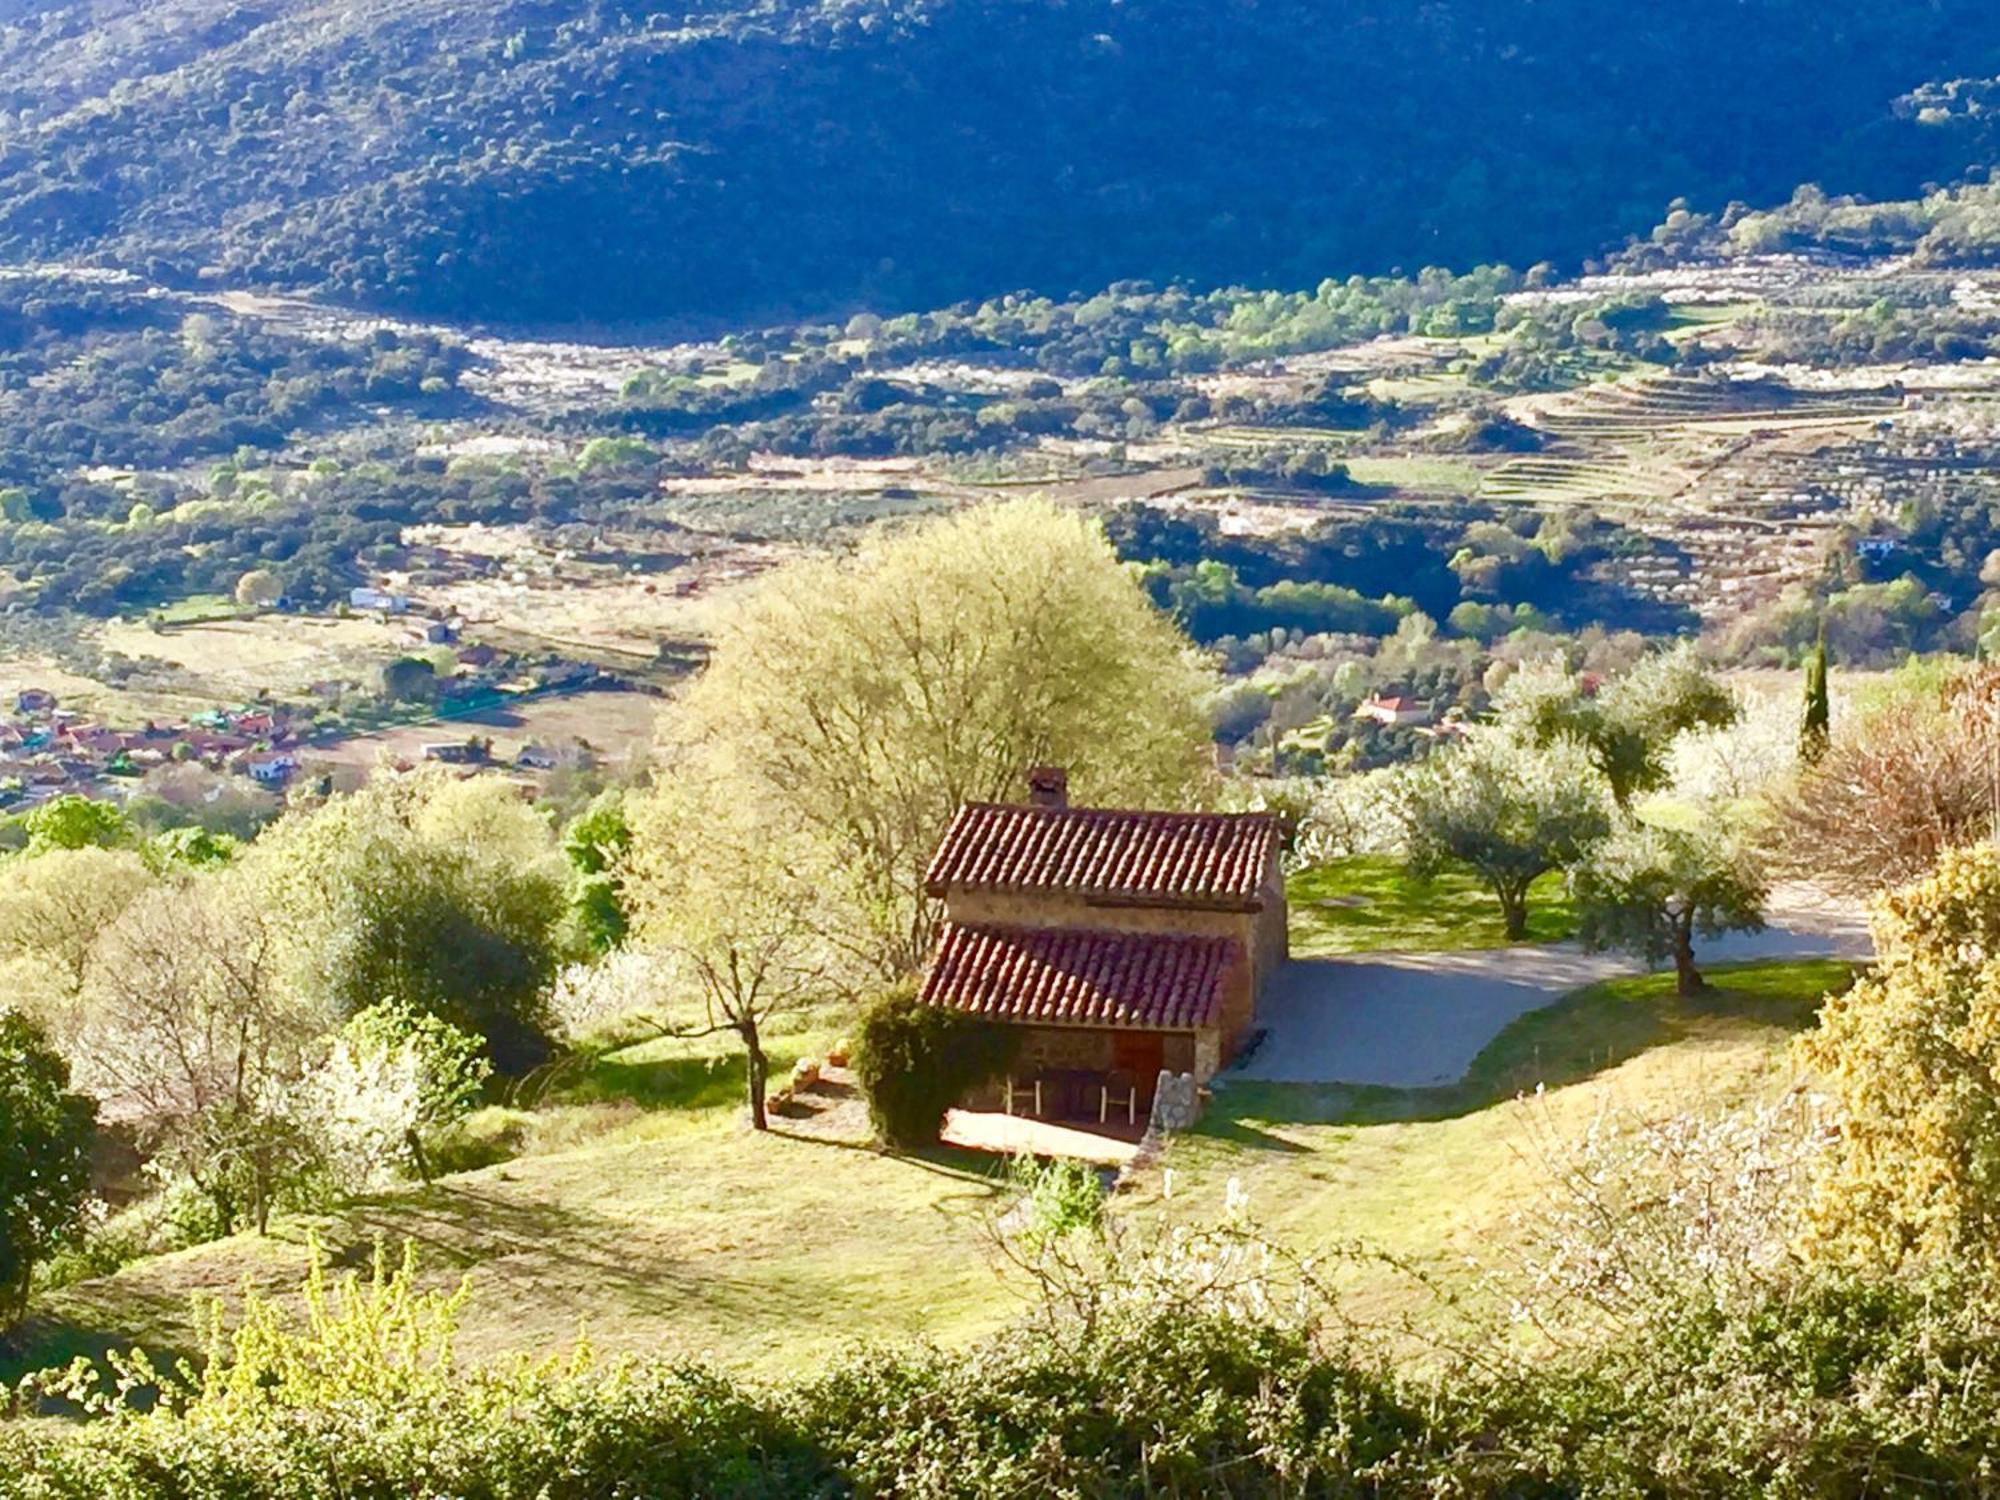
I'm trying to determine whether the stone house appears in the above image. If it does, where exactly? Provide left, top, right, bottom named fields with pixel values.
left=917, top=768, right=1286, bottom=1121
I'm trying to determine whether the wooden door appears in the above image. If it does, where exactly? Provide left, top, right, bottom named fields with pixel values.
left=1111, top=1031, right=1166, bottom=1103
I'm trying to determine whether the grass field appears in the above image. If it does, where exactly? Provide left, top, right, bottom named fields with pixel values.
left=1339, top=455, right=1485, bottom=494
left=1288, top=855, right=1576, bottom=955
left=6, top=957, right=1854, bottom=1385
left=1151, top=958, right=1852, bottom=1328
left=308, top=688, right=663, bottom=774
left=96, top=614, right=413, bottom=699
left=8, top=1021, right=1018, bottom=1382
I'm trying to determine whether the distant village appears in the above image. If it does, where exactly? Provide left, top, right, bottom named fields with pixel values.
left=0, top=587, right=629, bottom=809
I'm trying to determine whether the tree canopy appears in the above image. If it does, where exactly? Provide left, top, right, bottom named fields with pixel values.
left=1498, top=645, right=1738, bottom=808
left=0, top=1010, right=95, bottom=1324
left=1396, top=730, right=1609, bottom=938
left=1572, top=818, right=1767, bottom=995
left=654, top=500, right=1215, bottom=978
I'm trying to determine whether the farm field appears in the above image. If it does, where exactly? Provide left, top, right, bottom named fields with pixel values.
left=96, top=615, right=414, bottom=700
left=306, top=687, right=663, bottom=775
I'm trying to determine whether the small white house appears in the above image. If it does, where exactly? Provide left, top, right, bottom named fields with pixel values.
left=350, top=587, right=411, bottom=614
left=1355, top=694, right=1432, bottom=728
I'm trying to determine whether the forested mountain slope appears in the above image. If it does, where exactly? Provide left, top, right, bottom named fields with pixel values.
left=1, top=0, right=1997, bottom=324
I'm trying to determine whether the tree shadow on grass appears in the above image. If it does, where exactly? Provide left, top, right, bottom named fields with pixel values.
left=311, top=1182, right=818, bottom=1328
left=2, top=1289, right=199, bottom=1402
left=1208, top=959, right=1857, bottom=1135
left=767, top=1123, right=1008, bottom=1190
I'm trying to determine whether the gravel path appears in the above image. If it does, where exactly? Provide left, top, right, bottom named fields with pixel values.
left=1226, top=887, right=1873, bottom=1089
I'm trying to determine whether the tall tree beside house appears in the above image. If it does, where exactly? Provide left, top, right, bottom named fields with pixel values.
left=653, top=500, right=1215, bottom=980
left=1801, top=627, right=1832, bottom=765
left=1498, top=644, right=1738, bottom=809
left=1396, top=731, right=1609, bottom=940
left=624, top=776, right=831, bottom=1131
left=1572, top=817, right=1767, bottom=996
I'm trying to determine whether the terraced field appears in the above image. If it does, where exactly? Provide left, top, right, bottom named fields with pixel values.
left=1473, top=373, right=1910, bottom=613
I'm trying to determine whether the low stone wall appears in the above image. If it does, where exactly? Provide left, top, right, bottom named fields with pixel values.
left=1149, top=1071, right=1201, bottom=1133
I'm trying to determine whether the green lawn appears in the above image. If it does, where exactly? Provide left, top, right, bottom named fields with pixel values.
left=1289, top=855, right=1575, bottom=956
left=7, top=1022, right=1020, bottom=1384
left=1152, top=958, right=1853, bottom=1330
left=1340, top=455, right=1483, bottom=494
left=8, top=962, right=1854, bottom=1384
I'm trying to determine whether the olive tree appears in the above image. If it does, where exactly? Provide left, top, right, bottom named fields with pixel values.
left=1396, top=731, right=1609, bottom=939
left=1499, top=644, right=1738, bottom=809
left=1572, top=818, right=1766, bottom=995
left=0, top=1010, right=95, bottom=1324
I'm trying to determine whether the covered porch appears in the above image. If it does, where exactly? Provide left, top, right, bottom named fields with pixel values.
left=958, top=1023, right=1214, bottom=1126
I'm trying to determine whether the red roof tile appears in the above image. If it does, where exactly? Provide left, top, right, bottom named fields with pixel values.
left=924, top=804, right=1281, bottom=909
left=921, top=923, right=1236, bottom=1031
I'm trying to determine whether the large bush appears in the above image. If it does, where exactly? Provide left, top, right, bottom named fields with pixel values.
left=0, top=1010, right=95, bottom=1325
left=853, top=985, right=1020, bottom=1148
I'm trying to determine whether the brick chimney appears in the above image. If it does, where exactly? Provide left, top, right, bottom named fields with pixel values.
left=1025, top=765, right=1069, bottom=809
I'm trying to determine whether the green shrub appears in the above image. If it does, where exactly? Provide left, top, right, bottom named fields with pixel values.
left=852, top=983, right=1020, bottom=1148
left=19, top=1250, right=2000, bottom=1496
left=0, top=1011, right=95, bottom=1325
left=1008, top=1154, right=1107, bottom=1248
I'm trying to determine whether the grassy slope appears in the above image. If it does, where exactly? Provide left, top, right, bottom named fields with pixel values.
left=11, top=1028, right=1016, bottom=1381
left=7, top=960, right=1852, bottom=1381
left=1149, top=959, right=1853, bottom=1325
left=1289, top=854, right=1577, bottom=955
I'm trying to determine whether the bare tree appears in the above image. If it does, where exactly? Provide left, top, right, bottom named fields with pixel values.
left=81, top=872, right=324, bottom=1232
left=625, top=781, right=831, bottom=1131
left=1768, top=669, right=1999, bottom=895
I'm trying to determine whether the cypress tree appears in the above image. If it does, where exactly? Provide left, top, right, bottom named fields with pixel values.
left=1801, top=627, right=1831, bottom=764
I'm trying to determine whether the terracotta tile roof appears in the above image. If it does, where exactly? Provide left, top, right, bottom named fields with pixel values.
left=924, top=804, right=1281, bottom=909
left=920, top=922, right=1237, bottom=1031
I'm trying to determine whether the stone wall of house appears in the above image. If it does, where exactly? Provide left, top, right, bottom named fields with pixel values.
left=1018, top=1026, right=1118, bottom=1072
left=944, top=890, right=1254, bottom=949
left=1253, top=847, right=1290, bottom=976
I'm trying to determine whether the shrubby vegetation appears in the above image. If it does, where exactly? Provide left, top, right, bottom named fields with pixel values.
left=0, top=277, right=466, bottom=499
left=852, top=985, right=1019, bottom=1148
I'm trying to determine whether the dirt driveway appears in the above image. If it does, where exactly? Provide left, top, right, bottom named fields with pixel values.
left=1228, top=887, right=1873, bottom=1089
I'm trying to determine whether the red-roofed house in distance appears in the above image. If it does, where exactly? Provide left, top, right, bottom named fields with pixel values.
left=917, top=767, right=1286, bottom=1125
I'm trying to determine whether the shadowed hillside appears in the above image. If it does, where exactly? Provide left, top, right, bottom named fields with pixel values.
left=0, top=0, right=1995, bottom=324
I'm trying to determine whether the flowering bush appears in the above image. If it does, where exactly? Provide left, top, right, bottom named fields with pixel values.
left=1504, top=1087, right=1832, bottom=1338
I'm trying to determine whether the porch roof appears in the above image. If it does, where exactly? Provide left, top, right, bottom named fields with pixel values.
left=919, top=921, right=1235, bottom=1031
